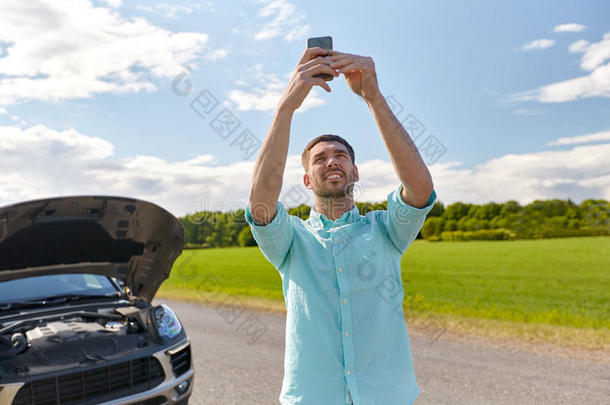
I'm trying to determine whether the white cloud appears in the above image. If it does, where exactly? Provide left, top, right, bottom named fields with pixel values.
left=569, top=39, right=589, bottom=53
left=580, top=32, right=610, bottom=71
left=0, top=0, right=210, bottom=106
left=548, top=129, right=610, bottom=146
left=553, top=23, right=586, bottom=33
left=513, top=32, right=610, bottom=102
left=0, top=124, right=232, bottom=215
left=425, top=144, right=610, bottom=204
left=252, top=0, right=309, bottom=41
left=205, top=48, right=229, bottom=60
left=521, top=39, right=555, bottom=51
left=0, top=107, right=6, bottom=114
left=228, top=65, right=325, bottom=113
left=134, top=5, right=154, bottom=12
left=135, top=3, right=202, bottom=19
left=531, top=62, right=610, bottom=102
left=0, top=124, right=114, bottom=160
left=157, top=3, right=195, bottom=19
left=100, top=0, right=122, bottom=7
left=511, top=108, right=542, bottom=115
left=1, top=124, right=608, bottom=216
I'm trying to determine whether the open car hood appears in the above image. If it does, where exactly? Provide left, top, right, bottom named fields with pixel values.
left=0, top=196, right=184, bottom=302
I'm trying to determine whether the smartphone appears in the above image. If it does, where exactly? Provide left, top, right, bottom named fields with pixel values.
left=306, top=36, right=333, bottom=81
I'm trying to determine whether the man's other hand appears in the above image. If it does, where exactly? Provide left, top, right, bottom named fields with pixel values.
left=329, top=51, right=381, bottom=103
left=278, top=47, right=339, bottom=113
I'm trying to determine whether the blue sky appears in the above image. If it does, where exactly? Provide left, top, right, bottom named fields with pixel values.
left=0, top=0, right=609, bottom=216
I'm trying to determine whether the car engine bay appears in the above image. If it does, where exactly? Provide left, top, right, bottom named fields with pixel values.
left=0, top=303, right=164, bottom=380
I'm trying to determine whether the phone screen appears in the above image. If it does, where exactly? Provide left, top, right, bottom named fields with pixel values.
left=306, top=36, right=333, bottom=81
left=306, top=36, right=333, bottom=52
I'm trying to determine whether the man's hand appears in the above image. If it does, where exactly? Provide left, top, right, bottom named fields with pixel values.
left=328, top=51, right=381, bottom=103
left=278, top=47, right=339, bottom=113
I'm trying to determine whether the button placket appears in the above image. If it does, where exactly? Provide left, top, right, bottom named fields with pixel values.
left=332, top=236, right=358, bottom=401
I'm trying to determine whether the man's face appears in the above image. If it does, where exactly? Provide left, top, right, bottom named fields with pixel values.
left=304, top=141, right=359, bottom=199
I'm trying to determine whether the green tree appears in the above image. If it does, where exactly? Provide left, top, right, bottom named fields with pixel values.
left=443, top=202, right=473, bottom=221
left=288, top=204, right=311, bottom=220
left=355, top=201, right=374, bottom=215
left=500, top=200, right=521, bottom=216
left=580, top=199, right=610, bottom=229
left=444, top=219, right=458, bottom=231
left=238, top=226, right=257, bottom=247
left=179, top=197, right=609, bottom=246
left=421, top=217, right=445, bottom=238
left=427, top=200, right=445, bottom=217
left=205, top=214, right=235, bottom=247
left=474, top=202, right=502, bottom=220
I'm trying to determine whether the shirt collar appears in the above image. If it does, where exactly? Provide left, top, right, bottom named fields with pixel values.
left=308, top=203, right=360, bottom=229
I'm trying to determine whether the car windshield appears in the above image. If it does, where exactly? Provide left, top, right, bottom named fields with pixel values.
left=0, top=274, right=120, bottom=304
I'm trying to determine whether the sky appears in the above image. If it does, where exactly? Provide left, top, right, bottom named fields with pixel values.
left=0, top=0, right=609, bottom=217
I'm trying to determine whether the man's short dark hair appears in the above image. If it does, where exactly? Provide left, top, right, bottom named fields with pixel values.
left=301, top=134, right=355, bottom=171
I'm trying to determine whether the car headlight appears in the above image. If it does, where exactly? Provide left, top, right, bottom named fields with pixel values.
left=153, top=304, right=182, bottom=340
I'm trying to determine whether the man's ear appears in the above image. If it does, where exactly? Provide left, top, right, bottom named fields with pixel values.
left=303, top=172, right=312, bottom=189
left=354, top=165, right=359, bottom=182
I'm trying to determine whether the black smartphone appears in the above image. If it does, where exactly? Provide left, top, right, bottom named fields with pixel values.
left=306, top=36, right=333, bottom=81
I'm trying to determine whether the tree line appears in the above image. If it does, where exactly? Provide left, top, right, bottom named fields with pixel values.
left=180, top=198, right=609, bottom=248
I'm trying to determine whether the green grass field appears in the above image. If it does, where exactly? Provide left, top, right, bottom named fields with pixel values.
left=158, top=236, right=610, bottom=349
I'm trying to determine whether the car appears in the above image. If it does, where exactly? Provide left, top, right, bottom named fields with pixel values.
left=0, top=195, right=193, bottom=405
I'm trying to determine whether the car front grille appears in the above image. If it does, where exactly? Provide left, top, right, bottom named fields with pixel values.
left=12, top=356, right=164, bottom=405
left=169, top=345, right=191, bottom=377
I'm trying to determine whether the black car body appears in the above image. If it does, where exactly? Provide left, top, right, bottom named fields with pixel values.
left=0, top=196, right=193, bottom=405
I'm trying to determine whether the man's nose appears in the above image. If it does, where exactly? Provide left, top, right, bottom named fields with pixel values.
left=326, top=156, right=340, bottom=167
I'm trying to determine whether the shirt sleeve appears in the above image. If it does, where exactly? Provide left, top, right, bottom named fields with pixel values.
left=382, top=184, right=437, bottom=255
left=244, top=200, right=295, bottom=271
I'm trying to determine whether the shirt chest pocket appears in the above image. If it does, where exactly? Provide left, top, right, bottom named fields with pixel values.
left=335, top=227, right=394, bottom=293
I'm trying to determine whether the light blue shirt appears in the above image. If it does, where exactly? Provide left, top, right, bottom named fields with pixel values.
left=245, top=184, right=437, bottom=405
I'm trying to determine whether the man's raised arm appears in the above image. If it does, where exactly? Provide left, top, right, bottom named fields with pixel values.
left=248, top=47, right=339, bottom=225
left=328, top=51, right=434, bottom=208
left=365, top=95, right=434, bottom=208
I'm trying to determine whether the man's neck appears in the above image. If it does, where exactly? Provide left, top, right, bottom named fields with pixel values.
left=313, top=196, right=355, bottom=221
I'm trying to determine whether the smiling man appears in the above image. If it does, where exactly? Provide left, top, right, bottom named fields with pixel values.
left=245, top=46, right=437, bottom=405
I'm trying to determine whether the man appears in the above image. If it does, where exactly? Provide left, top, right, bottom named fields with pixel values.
left=245, top=46, right=437, bottom=405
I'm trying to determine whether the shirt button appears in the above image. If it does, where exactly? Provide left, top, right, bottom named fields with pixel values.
left=338, top=267, right=343, bottom=272
left=346, top=370, right=351, bottom=375
left=342, top=298, right=347, bottom=304
left=345, top=332, right=350, bottom=337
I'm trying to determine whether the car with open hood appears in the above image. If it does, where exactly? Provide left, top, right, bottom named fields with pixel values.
left=0, top=196, right=193, bottom=405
